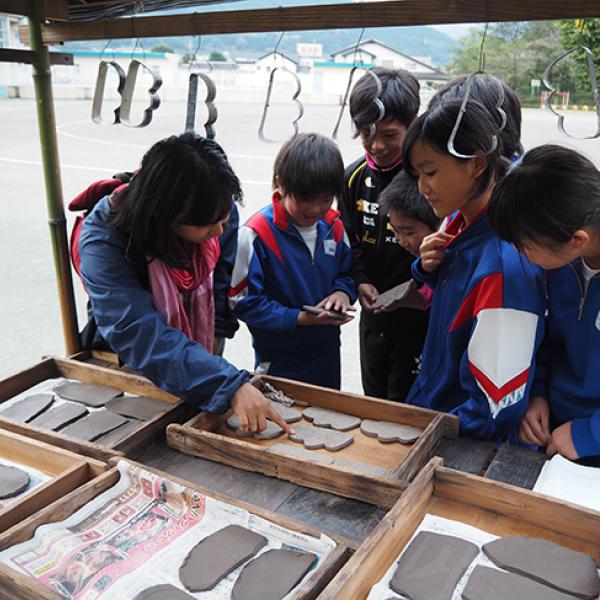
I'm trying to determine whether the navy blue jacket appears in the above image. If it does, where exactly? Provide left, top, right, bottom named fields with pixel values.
left=532, top=261, right=600, bottom=457
left=408, top=210, right=546, bottom=441
left=79, top=197, right=249, bottom=413
left=228, top=195, right=356, bottom=371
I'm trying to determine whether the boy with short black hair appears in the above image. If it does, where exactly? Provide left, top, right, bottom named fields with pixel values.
left=229, top=133, right=356, bottom=389
left=340, top=67, right=429, bottom=401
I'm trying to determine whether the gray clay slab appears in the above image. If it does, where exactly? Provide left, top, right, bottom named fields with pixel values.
left=179, top=524, right=267, bottom=592
left=267, top=443, right=335, bottom=465
left=60, top=410, right=129, bottom=442
left=226, top=415, right=284, bottom=440
left=334, top=457, right=395, bottom=477
left=106, top=395, right=169, bottom=421
left=302, top=406, right=361, bottom=431
left=133, top=584, right=195, bottom=600
left=231, top=548, right=317, bottom=600
left=94, top=418, right=140, bottom=446
left=462, top=565, right=580, bottom=600
left=53, top=381, right=122, bottom=407
left=29, top=402, right=88, bottom=431
left=289, top=423, right=353, bottom=451
left=0, top=393, right=54, bottom=423
left=269, top=400, right=302, bottom=423
left=389, top=531, right=479, bottom=600
left=0, top=464, right=30, bottom=499
left=482, top=536, right=600, bottom=599
left=372, top=281, right=412, bottom=310
left=361, top=419, right=423, bottom=444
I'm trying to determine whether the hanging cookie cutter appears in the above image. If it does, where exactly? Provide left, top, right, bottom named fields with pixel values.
left=91, top=60, right=127, bottom=124
left=258, top=65, right=304, bottom=143
left=332, top=67, right=385, bottom=141
left=185, top=71, right=218, bottom=139
left=543, top=45, right=600, bottom=139
left=447, top=71, right=505, bottom=159
left=119, top=59, right=163, bottom=128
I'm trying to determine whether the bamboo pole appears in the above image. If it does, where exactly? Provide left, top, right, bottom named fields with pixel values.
left=28, top=0, right=81, bottom=355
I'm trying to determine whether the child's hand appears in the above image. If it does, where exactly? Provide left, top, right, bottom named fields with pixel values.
left=546, top=421, right=579, bottom=460
left=319, top=291, right=354, bottom=313
left=230, top=383, right=294, bottom=435
left=419, top=231, right=453, bottom=273
left=298, top=292, right=355, bottom=326
left=373, top=280, right=426, bottom=313
left=518, top=395, right=551, bottom=447
left=357, top=283, right=379, bottom=310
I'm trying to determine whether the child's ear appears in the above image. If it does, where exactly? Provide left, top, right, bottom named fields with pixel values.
left=570, top=229, right=591, bottom=253
left=469, top=154, right=488, bottom=179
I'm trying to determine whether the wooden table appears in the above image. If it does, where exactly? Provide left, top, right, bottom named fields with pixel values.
left=136, top=435, right=547, bottom=546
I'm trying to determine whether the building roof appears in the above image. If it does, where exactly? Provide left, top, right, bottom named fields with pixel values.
left=256, top=51, right=299, bottom=65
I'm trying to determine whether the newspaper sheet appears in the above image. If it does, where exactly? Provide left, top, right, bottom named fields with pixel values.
left=366, top=513, right=600, bottom=600
left=533, top=454, right=600, bottom=512
left=0, top=456, right=50, bottom=510
left=0, top=460, right=334, bottom=600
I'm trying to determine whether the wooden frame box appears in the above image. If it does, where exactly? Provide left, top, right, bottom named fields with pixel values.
left=319, top=456, right=600, bottom=599
left=0, top=429, right=105, bottom=533
left=167, top=375, right=459, bottom=507
left=0, top=356, right=191, bottom=462
left=0, top=458, right=351, bottom=600
left=67, top=349, right=138, bottom=375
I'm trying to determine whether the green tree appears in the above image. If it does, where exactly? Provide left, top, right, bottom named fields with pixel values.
left=180, top=52, right=195, bottom=64
left=151, top=43, right=174, bottom=53
left=209, top=50, right=227, bottom=62
left=558, top=19, right=600, bottom=93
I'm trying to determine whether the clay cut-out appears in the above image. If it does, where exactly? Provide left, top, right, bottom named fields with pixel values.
left=0, top=393, right=54, bottom=423
left=463, top=565, right=581, bottom=600
left=106, top=395, right=168, bottom=421
left=483, top=536, right=600, bottom=599
left=289, top=423, right=353, bottom=451
left=53, top=381, right=121, bottom=408
left=179, top=524, right=267, bottom=592
left=269, top=400, right=302, bottom=423
left=60, top=411, right=129, bottom=442
left=231, top=548, right=317, bottom=600
left=0, top=465, right=30, bottom=499
left=389, top=531, right=479, bottom=600
left=372, top=281, right=413, bottom=310
left=302, top=406, right=361, bottom=431
left=134, top=584, right=195, bottom=600
left=361, top=419, right=423, bottom=443
left=226, top=415, right=284, bottom=440
left=29, top=402, right=88, bottom=431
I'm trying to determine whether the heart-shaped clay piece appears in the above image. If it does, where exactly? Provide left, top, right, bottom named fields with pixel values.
left=361, top=419, right=423, bottom=443
left=302, top=406, right=361, bottom=431
left=289, top=423, right=353, bottom=451
left=226, top=415, right=284, bottom=440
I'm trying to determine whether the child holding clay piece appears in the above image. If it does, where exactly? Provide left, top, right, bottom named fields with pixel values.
left=489, top=145, right=600, bottom=463
left=229, top=133, right=356, bottom=389
left=403, top=98, right=546, bottom=441
left=378, top=171, right=440, bottom=312
left=79, top=133, right=291, bottom=436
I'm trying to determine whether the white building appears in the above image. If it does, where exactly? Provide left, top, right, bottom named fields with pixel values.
left=0, top=12, right=27, bottom=97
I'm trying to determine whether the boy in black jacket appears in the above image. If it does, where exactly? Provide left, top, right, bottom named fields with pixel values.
left=339, top=67, right=429, bottom=401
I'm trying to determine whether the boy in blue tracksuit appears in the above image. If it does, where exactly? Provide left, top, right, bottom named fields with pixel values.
left=402, top=98, right=546, bottom=441
left=489, top=145, right=600, bottom=462
left=229, top=133, right=356, bottom=389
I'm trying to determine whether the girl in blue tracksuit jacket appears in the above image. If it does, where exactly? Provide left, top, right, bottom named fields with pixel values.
left=79, top=132, right=290, bottom=435
left=402, top=98, right=546, bottom=441
left=489, top=145, right=600, bottom=462
left=229, top=133, right=357, bottom=389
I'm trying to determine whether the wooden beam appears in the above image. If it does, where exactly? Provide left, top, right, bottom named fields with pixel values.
left=19, top=0, right=600, bottom=45
left=0, top=48, right=73, bottom=65
left=0, top=0, right=68, bottom=20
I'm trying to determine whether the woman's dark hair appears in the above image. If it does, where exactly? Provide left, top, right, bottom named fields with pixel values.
left=273, top=133, right=344, bottom=203
left=402, top=98, right=505, bottom=201
left=108, top=132, right=241, bottom=265
left=429, top=74, right=523, bottom=160
left=489, top=144, right=600, bottom=250
left=379, top=171, right=440, bottom=231
left=350, top=67, right=420, bottom=133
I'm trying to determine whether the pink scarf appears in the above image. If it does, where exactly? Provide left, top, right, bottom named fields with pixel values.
left=147, top=238, right=220, bottom=351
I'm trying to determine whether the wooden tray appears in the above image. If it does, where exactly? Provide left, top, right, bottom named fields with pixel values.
left=67, top=349, right=138, bottom=375
left=0, top=458, right=351, bottom=600
left=0, top=356, right=191, bottom=462
left=0, top=429, right=105, bottom=533
left=319, top=456, right=600, bottom=599
left=167, top=374, right=459, bottom=507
